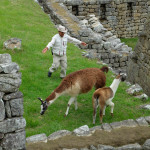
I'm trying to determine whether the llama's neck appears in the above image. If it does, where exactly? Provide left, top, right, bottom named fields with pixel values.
left=110, top=79, right=121, bottom=95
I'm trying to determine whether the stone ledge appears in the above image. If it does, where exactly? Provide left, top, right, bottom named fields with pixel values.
left=26, top=116, right=150, bottom=149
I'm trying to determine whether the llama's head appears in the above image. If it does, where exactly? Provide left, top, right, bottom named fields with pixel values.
left=38, top=97, right=48, bottom=115
left=116, top=72, right=126, bottom=82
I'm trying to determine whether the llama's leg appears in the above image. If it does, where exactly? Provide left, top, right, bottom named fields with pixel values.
left=74, top=97, right=78, bottom=110
left=99, top=105, right=105, bottom=124
left=64, top=97, right=76, bottom=117
left=103, top=105, right=106, bottom=116
left=109, top=102, right=114, bottom=117
left=93, top=98, right=98, bottom=124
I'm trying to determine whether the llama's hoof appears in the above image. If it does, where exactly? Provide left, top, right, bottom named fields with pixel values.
left=111, top=113, right=113, bottom=117
left=64, top=114, right=67, bottom=117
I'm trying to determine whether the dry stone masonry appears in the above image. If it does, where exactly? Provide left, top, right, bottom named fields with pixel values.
left=64, top=0, right=150, bottom=38
left=0, top=54, right=26, bottom=150
left=127, top=13, right=150, bottom=97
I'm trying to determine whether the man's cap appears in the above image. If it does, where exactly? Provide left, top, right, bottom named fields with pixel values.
left=57, top=25, right=67, bottom=33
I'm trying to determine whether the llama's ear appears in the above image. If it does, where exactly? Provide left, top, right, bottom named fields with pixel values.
left=37, top=97, right=43, bottom=104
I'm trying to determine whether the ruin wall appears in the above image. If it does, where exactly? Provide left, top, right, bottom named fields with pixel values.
left=64, top=0, right=150, bottom=38
left=0, top=54, right=26, bottom=150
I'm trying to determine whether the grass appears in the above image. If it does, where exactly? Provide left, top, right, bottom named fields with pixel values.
left=0, top=0, right=149, bottom=137
left=121, top=38, right=138, bottom=50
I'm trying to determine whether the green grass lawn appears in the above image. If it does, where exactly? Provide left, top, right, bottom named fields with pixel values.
left=0, top=0, right=149, bottom=137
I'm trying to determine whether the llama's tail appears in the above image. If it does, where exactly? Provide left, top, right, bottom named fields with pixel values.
left=93, top=92, right=100, bottom=100
left=100, top=66, right=109, bottom=73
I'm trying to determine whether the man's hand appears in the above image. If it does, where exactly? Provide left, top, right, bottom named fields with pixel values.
left=42, top=47, right=48, bottom=53
left=81, top=42, right=87, bottom=46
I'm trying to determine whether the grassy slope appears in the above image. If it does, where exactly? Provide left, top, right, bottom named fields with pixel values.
left=0, top=0, right=149, bottom=137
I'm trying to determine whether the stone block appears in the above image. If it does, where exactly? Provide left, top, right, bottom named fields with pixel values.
left=0, top=62, right=20, bottom=74
left=1, top=130, right=26, bottom=150
left=10, top=98, right=24, bottom=117
left=3, top=91, right=23, bottom=101
left=0, top=73, right=22, bottom=93
left=116, top=143, right=142, bottom=150
left=0, top=92, right=4, bottom=99
left=5, top=101, right=12, bottom=118
left=101, top=123, right=112, bottom=132
left=142, top=139, right=150, bottom=150
left=97, top=144, right=115, bottom=150
left=48, top=130, right=71, bottom=140
left=0, top=117, right=26, bottom=133
left=0, top=54, right=12, bottom=64
left=135, top=117, right=149, bottom=126
left=0, top=133, right=4, bottom=140
left=26, top=133, right=47, bottom=144
left=0, top=99, right=5, bottom=121
left=73, top=125, right=90, bottom=136
left=89, top=125, right=102, bottom=133
left=145, top=116, right=150, bottom=124
left=120, top=119, right=138, bottom=128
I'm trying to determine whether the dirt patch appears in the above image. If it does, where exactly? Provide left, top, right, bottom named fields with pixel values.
left=26, top=126, right=150, bottom=150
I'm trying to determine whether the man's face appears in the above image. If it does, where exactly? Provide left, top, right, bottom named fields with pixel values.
left=59, top=31, right=65, bottom=37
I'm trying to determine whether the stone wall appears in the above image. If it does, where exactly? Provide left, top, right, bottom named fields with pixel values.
left=64, top=0, right=150, bottom=38
left=127, top=14, right=150, bottom=97
left=0, top=54, right=26, bottom=150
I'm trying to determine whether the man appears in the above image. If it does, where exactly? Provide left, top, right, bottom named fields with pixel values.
left=42, top=25, right=87, bottom=79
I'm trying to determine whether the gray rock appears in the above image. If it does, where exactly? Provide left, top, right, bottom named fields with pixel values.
left=80, top=148, right=89, bottom=150
left=3, top=38, right=22, bottom=50
left=110, top=121, right=123, bottom=129
left=140, top=104, right=150, bottom=110
left=1, top=130, right=26, bottom=150
left=10, top=98, right=24, bottom=117
left=0, top=147, right=2, bottom=150
left=0, top=92, right=4, bottom=99
left=73, top=125, right=90, bottom=136
left=145, top=116, right=150, bottom=124
left=142, top=139, right=150, bottom=150
left=63, top=148, right=78, bottom=150
left=48, top=130, right=71, bottom=140
left=135, top=117, right=149, bottom=126
left=101, top=123, right=112, bottom=132
left=0, top=73, right=22, bottom=93
left=79, top=27, right=93, bottom=37
left=90, top=125, right=102, bottom=133
left=0, top=54, right=12, bottom=64
left=0, top=99, right=5, bottom=121
left=97, top=144, right=115, bottom=150
left=103, top=42, right=111, bottom=50
left=0, top=133, right=4, bottom=139
left=104, top=31, right=113, bottom=38
left=116, top=143, right=142, bottom=150
left=0, top=62, right=20, bottom=73
left=114, top=43, right=124, bottom=51
left=120, top=119, right=138, bottom=128
left=3, top=91, right=23, bottom=101
left=26, top=133, right=47, bottom=144
left=5, top=101, right=12, bottom=118
left=135, top=94, right=148, bottom=100
left=0, top=117, right=26, bottom=133
left=126, top=84, right=143, bottom=95
left=90, top=145, right=97, bottom=150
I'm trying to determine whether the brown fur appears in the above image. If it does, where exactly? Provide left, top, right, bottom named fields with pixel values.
left=92, top=87, right=113, bottom=124
left=46, top=66, right=108, bottom=103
